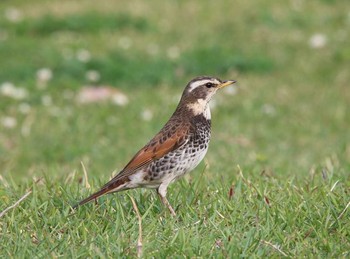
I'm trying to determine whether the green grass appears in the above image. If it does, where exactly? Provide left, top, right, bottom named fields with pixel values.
left=1, top=0, right=349, bottom=257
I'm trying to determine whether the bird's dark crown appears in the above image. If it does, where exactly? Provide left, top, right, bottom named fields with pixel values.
left=185, top=76, right=222, bottom=92
left=181, top=76, right=222, bottom=100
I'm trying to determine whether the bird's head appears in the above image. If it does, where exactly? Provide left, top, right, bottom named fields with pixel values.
left=179, top=76, right=236, bottom=116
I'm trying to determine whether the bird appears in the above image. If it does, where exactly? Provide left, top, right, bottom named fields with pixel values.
left=74, top=76, right=236, bottom=216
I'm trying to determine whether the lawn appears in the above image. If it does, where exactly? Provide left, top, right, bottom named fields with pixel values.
left=0, top=0, right=349, bottom=257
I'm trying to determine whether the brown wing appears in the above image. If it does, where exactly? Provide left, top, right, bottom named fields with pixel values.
left=101, top=122, right=191, bottom=188
left=121, top=127, right=188, bottom=176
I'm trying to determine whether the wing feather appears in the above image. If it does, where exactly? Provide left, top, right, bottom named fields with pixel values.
left=101, top=124, right=190, bottom=188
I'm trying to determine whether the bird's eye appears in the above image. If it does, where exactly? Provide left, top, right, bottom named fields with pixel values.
left=205, top=83, right=214, bottom=88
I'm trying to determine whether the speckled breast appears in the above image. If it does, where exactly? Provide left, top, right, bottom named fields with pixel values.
left=147, top=115, right=211, bottom=182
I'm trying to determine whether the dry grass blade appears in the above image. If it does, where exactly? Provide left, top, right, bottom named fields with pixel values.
left=0, top=174, right=9, bottom=188
left=337, top=200, right=350, bottom=220
left=260, top=240, right=288, bottom=257
left=129, top=196, right=143, bottom=258
left=80, top=161, right=91, bottom=189
left=0, top=189, right=32, bottom=218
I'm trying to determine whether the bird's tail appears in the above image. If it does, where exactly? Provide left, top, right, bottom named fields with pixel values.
left=72, top=178, right=128, bottom=209
left=72, top=188, right=110, bottom=209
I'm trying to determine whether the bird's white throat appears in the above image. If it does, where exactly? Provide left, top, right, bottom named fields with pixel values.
left=187, top=98, right=211, bottom=119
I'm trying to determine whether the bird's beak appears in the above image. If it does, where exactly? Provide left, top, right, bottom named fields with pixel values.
left=217, top=80, right=237, bottom=89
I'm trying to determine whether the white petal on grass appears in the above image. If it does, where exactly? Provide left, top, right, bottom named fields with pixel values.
left=112, top=92, right=129, bottom=106
left=85, top=70, right=100, bottom=82
left=1, top=116, right=17, bottom=128
left=309, top=33, right=327, bottom=49
left=42, top=95, right=52, bottom=106
left=5, top=8, right=23, bottom=23
left=36, top=68, right=53, bottom=82
left=261, top=104, right=276, bottom=116
left=0, top=82, right=15, bottom=95
left=118, top=36, right=132, bottom=49
left=0, top=82, right=28, bottom=100
left=18, top=103, right=31, bottom=114
left=13, top=88, right=27, bottom=100
left=76, top=49, right=91, bottom=62
left=141, top=109, right=153, bottom=121
left=36, top=68, right=53, bottom=89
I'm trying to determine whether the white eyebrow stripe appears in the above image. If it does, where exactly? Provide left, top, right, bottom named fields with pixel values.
left=187, top=79, right=220, bottom=92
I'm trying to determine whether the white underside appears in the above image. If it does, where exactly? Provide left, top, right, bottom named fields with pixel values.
left=127, top=144, right=209, bottom=197
left=156, top=146, right=209, bottom=197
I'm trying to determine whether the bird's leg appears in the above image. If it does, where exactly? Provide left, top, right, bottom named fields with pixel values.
left=158, top=194, right=176, bottom=217
left=157, top=186, right=176, bottom=217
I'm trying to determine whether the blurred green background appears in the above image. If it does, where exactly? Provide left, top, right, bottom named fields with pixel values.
left=0, top=0, right=349, bottom=182
left=1, top=1, right=350, bottom=257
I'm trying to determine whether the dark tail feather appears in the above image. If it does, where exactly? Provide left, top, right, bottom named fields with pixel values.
left=72, top=187, right=110, bottom=209
left=72, top=177, right=129, bottom=209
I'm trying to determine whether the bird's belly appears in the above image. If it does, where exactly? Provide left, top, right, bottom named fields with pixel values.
left=129, top=146, right=208, bottom=189
left=177, top=145, right=208, bottom=175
